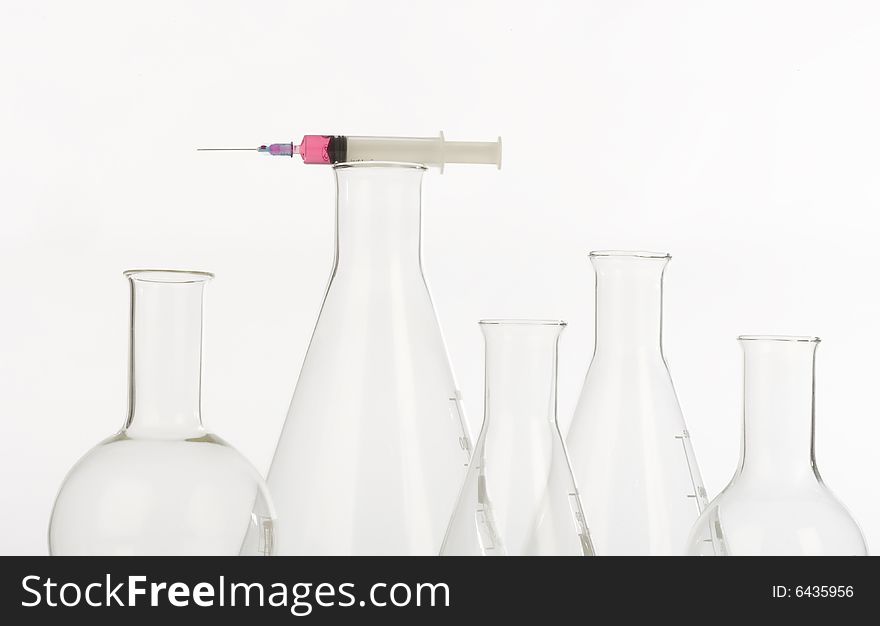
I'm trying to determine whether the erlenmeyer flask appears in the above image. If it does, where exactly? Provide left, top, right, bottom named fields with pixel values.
left=687, top=336, right=867, bottom=556
left=267, top=163, right=471, bottom=555
left=566, top=251, right=707, bottom=555
left=442, top=320, right=594, bottom=556
left=49, top=270, right=276, bottom=556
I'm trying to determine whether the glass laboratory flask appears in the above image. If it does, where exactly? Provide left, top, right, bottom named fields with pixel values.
left=566, top=251, right=707, bottom=555
left=442, top=320, right=595, bottom=556
left=266, top=163, right=471, bottom=555
left=687, top=336, right=867, bottom=556
left=48, top=270, right=276, bottom=556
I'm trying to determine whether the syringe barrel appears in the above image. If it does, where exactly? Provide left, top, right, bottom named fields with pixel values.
left=344, top=133, right=502, bottom=170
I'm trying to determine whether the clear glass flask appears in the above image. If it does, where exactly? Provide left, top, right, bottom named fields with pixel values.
left=48, top=270, right=276, bottom=556
left=687, top=336, right=868, bottom=556
left=566, top=251, right=707, bottom=555
left=266, top=163, right=471, bottom=555
left=442, top=320, right=594, bottom=556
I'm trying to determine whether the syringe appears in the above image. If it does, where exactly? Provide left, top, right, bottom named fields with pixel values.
left=198, top=132, right=502, bottom=171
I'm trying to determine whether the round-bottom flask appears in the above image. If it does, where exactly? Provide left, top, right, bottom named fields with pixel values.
left=49, top=270, right=275, bottom=556
left=687, top=336, right=867, bottom=556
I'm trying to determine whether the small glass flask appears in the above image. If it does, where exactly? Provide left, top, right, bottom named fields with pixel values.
left=687, top=336, right=868, bottom=556
left=48, top=270, right=276, bottom=556
left=266, top=163, right=471, bottom=555
left=441, top=320, right=595, bottom=556
left=566, top=251, right=707, bottom=555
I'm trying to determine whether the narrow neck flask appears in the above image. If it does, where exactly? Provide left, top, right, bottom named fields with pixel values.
left=124, top=270, right=208, bottom=439
left=442, top=320, right=594, bottom=556
left=687, top=336, right=867, bottom=556
left=567, top=251, right=706, bottom=555
left=335, top=162, right=422, bottom=277
left=740, top=336, right=817, bottom=486
left=267, top=163, right=471, bottom=555
left=593, top=251, right=665, bottom=358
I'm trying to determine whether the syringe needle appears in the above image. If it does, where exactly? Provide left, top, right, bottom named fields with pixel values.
left=195, top=144, right=299, bottom=157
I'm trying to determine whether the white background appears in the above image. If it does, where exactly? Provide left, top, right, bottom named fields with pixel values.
left=1, top=0, right=879, bottom=555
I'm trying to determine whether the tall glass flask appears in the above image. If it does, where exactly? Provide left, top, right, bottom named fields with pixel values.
left=442, top=321, right=594, bottom=556
left=49, top=270, right=276, bottom=556
left=566, top=251, right=706, bottom=555
left=267, top=163, right=471, bottom=555
left=687, top=336, right=867, bottom=556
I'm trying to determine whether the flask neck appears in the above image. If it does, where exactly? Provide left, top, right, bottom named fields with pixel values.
left=333, top=164, right=425, bottom=275
left=591, top=252, right=668, bottom=357
left=481, top=321, right=564, bottom=430
left=124, top=271, right=210, bottom=439
left=738, top=337, right=819, bottom=484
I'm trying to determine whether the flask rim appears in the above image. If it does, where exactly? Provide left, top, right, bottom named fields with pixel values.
left=738, top=334, right=820, bottom=343
left=123, top=269, right=214, bottom=284
left=589, top=250, right=670, bottom=259
left=480, top=319, right=566, bottom=327
left=333, top=161, right=428, bottom=171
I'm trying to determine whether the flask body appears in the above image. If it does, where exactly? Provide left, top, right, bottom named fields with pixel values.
left=688, top=483, right=866, bottom=556
left=50, top=434, right=275, bottom=556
